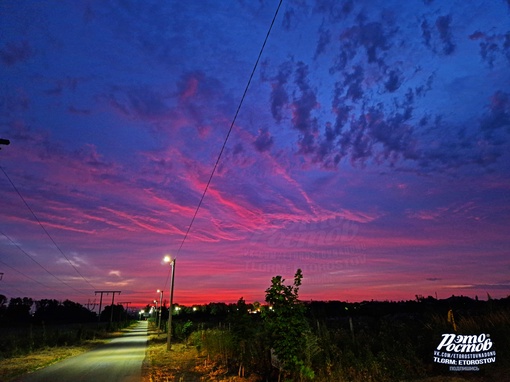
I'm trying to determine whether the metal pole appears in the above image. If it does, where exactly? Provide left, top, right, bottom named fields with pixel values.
left=158, top=290, right=163, bottom=332
left=97, top=292, right=103, bottom=322
left=110, top=293, right=115, bottom=324
left=166, top=258, right=175, bottom=351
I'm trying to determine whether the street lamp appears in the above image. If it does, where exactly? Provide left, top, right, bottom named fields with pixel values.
left=157, top=289, right=164, bottom=332
left=164, top=255, right=176, bottom=351
left=153, top=299, right=158, bottom=321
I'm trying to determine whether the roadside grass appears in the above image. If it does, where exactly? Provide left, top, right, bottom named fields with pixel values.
left=143, top=331, right=260, bottom=382
left=143, top=314, right=509, bottom=382
left=0, top=339, right=108, bottom=381
left=0, top=322, right=136, bottom=382
left=143, top=331, right=506, bottom=382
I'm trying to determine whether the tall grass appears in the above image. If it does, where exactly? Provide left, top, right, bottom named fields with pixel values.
left=428, top=308, right=510, bottom=370
left=309, top=316, right=428, bottom=382
left=0, top=321, right=136, bottom=359
left=183, top=306, right=510, bottom=381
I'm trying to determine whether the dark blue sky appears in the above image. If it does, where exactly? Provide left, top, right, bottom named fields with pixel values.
left=1, top=0, right=509, bottom=307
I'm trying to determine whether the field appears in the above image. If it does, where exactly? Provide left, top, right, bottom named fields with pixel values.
left=1, top=296, right=509, bottom=382
left=149, top=296, right=510, bottom=382
left=144, top=326, right=509, bottom=382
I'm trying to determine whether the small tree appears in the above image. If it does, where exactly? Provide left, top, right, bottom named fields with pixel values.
left=228, top=297, right=262, bottom=377
left=263, top=269, right=314, bottom=380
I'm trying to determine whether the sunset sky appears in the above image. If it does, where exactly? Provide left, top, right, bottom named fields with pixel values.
left=1, top=0, right=509, bottom=309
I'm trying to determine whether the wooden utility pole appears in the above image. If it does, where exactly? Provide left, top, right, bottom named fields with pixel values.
left=95, top=291, right=121, bottom=323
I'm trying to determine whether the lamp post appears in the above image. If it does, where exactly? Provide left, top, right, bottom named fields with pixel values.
left=153, top=299, right=158, bottom=321
left=157, top=289, right=164, bottom=332
left=164, top=255, right=176, bottom=351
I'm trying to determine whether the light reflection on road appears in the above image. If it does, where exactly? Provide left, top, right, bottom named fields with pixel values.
left=16, top=320, right=149, bottom=382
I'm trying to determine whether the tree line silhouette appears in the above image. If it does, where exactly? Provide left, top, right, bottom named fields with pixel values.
left=0, top=294, right=136, bottom=325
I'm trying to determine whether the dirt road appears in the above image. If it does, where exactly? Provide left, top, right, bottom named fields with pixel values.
left=14, top=321, right=148, bottom=382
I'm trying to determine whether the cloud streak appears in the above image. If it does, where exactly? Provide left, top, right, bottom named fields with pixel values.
left=0, top=0, right=509, bottom=306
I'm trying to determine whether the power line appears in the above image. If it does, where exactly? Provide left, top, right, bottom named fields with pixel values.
left=162, top=1, right=283, bottom=292
left=0, top=258, right=51, bottom=292
left=171, top=0, right=283, bottom=261
left=0, top=257, right=48, bottom=289
left=161, top=1, right=283, bottom=291
left=0, top=165, right=95, bottom=290
left=0, top=230, right=88, bottom=295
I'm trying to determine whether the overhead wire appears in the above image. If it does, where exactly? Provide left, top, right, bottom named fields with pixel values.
left=163, top=0, right=284, bottom=289
left=0, top=165, right=95, bottom=291
left=0, top=230, right=88, bottom=295
left=0, top=258, right=54, bottom=296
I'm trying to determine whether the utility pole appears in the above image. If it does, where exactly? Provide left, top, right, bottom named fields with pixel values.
left=167, top=258, right=175, bottom=351
left=1, top=141, right=8, bottom=291
left=157, top=289, right=164, bottom=332
left=119, top=301, right=131, bottom=310
left=95, top=291, right=121, bottom=323
left=118, top=301, right=131, bottom=321
left=86, top=298, right=97, bottom=311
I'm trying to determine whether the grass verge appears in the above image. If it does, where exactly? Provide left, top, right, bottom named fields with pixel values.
left=0, top=324, right=135, bottom=382
left=0, top=339, right=108, bottom=381
left=142, top=332, right=260, bottom=382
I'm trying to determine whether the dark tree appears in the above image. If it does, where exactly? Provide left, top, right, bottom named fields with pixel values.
left=34, top=299, right=60, bottom=322
left=264, top=269, right=314, bottom=380
left=100, top=304, right=125, bottom=322
left=5, top=297, right=33, bottom=323
left=33, top=299, right=96, bottom=323
left=0, top=294, right=7, bottom=322
left=228, top=297, right=261, bottom=376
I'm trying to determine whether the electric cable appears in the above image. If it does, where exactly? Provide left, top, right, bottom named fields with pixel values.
left=0, top=230, right=88, bottom=295
left=0, top=165, right=95, bottom=291
left=0, top=258, right=56, bottom=294
left=163, top=0, right=283, bottom=290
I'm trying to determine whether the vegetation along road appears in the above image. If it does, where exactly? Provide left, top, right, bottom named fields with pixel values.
left=14, top=320, right=148, bottom=382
